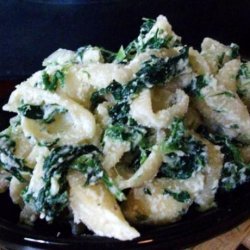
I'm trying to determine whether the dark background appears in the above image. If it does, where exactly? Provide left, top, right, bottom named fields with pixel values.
left=0, top=0, right=250, bottom=80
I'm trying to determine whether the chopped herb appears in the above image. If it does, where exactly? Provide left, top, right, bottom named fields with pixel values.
left=115, top=46, right=127, bottom=63
left=159, top=119, right=207, bottom=179
left=23, top=144, right=125, bottom=221
left=143, top=187, right=152, bottom=195
left=0, top=134, right=31, bottom=182
left=39, top=70, right=65, bottom=92
left=90, top=81, right=123, bottom=109
left=10, top=116, right=21, bottom=128
left=70, top=152, right=125, bottom=201
left=108, top=47, right=189, bottom=124
left=75, top=46, right=90, bottom=63
left=99, top=48, right=116, bottom=63
left=237, top=63, right=250, bottom=80
left=18, top=103, right=67, bottom=124
left=140, top=18, right=156, bottom=35
left=38, top=138, right=60, bottom=148
left=218, top=52, right=225, bottom=69
left=229, top=43, right=240, bottom=59
left=211, top=91, right=236, bottom=98
left=163, top=189, right=191, bottom=203
left=105, top=121, right=146, bottom=146
left=185, top=75, right=210, bottom=98
left=218, top=43, right=239, bottom=70
left=122, top=17, right=181, bottom=62
left=237, top=62, right=250, bottom=97
left=230, top=124, right=239, bottom=129
left=198, top=127, right=250, bottom=191
left=108, top=102, right=130, bottom=125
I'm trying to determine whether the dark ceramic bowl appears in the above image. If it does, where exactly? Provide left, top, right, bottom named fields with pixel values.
left=0, top=0, right=250, bottom=249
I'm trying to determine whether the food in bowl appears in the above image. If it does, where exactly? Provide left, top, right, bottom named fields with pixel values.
left=0, top=15, right=249, bottom=241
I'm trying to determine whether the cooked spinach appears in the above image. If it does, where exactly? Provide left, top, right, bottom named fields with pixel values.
left=217, top=52, right=226, bottom=69
left=10, top=116, right=21, bottom=128
left=198, top=128, right=250, bottom=191
left=211, top=91, right=236, bottom=98
left=185, top=75, right=210, bottom=98
left=104, top=119, right=151, bottom=171
left=122, top=17, right=181, bottom=62
left=143, top=187, right=152, bottom=195
left=18, top=103, right=67, bottom=124
left=23, top=145, right=125, bottom=221
left=237, top=62, right=250, bottom=97
left=218, top=43, right=239, bottom=69
left=23, top=145, right=99, bottom=221
left=115, top=46, right=127, bottom=63
left=237, top=63, right=250, bottom=80
left=70, top=153, right=125, bottom=201
left=75, top=46, right=90, bottom=63
left=38, top=70, right=65, bottom=91
left=108, top=48, right=189, bottom=124
left=99, top=47, right=116, bottom=63
left=163, top=189, right=191, bottom=203
left=90, top=80, right=123, bottom=109
left=229, top=43, right=240, bottom=59
left=0, top=134, right=31, bottom=182
left=91, top=46, right=189, bottom=114
left=159, top=119, right=207, bottom=179
left=104, top=121, right=146, bottom=146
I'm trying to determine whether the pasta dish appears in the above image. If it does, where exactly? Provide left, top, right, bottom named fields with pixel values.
left=0, top=15, right=250, bottom=241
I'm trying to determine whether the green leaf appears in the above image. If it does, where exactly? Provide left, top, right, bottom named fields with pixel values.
left=39, top=70, right=65, bottom=92
left=211, top=91, right=236, bottom=98
left=0, top=134, right=31, bottom=182
left=18, top=103, right=67, bottom=124
left=115, top=46, right=127, bottom=62
left=185, top=75, right=210, bottom=98
left=159, top=119, right=207, bottom=179
left=163, top=189, right=191, bottom=203
left=198, top=127, right=250, bottom=191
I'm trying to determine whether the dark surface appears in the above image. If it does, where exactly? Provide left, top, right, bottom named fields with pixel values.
left=0, top=81, right=250, bottom=250
left=0, top=0, right=250, bottom=80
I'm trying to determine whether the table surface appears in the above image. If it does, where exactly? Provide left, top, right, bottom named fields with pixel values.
left=193, top=218, right=250, bottom=250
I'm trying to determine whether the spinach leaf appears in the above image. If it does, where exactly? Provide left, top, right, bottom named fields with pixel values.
left=70, top=153, right=125, bottom=201
left=75, top=46, right=90, bottom=63
left=159, top=119, right=207, bottom=179
left=163, top=189, right=191, bottom=203
left=90, top=81, right=123, bottom=109
left=143, top=187, right=152, bottom=195
left=211, top=91, right=236, bottom=98
left=198, top=128, right=250, bottom=191
left=115, top=46, right=127, bottom=63
left=237, top=62, right=250, bottom=97
left=185, top=75, right=210, bottom=98
left=99, top=48, right=116, bottom=63
left=104, top=119, right=151, bottom=171
left=23, top=145, right=125, bottom=221
left=38, top=70, right=65, bottom=92
left=23, top=145, right=100, bottom=221
left=107, top=47, right=189, bottom=124
left=18, top=103, right=67, bottom=124
left=122, top=17, right=181, bottom=62
left=0, top=134, right=31, bottom=182
left=229, top=43, right=240, bottom=59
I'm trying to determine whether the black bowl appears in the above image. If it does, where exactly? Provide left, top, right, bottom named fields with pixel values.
left=0, top=0, right=250, bottom=249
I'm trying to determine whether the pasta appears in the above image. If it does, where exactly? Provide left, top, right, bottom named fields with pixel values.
left=0, top=14, right=250, bottom=241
